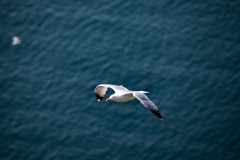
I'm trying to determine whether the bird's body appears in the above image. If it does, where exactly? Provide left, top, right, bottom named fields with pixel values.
left=110, top=93, right=135, bottom=102
left=94, top=84, right=163, bottom=119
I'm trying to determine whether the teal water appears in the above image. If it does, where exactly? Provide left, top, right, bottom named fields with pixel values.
left=1, top=0, right=240, bottom=159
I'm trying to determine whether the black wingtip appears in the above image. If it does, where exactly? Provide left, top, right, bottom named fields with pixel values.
left=151, top=110, right=163, bottom=120
left=95, top=93, right=103, bottom=102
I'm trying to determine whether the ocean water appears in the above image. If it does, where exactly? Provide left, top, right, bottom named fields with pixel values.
left=1, top=0, right=240, bottom=159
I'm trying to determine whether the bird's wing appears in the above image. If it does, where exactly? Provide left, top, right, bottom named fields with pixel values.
left=133, top=92, right=163, bottom=120
left=94, top=84, right=129, bottom=101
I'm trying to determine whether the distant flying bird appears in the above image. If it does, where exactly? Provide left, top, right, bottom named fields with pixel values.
left=94, top=84, right=163, bottom=120
left=12, top=36, right=21, bottom=45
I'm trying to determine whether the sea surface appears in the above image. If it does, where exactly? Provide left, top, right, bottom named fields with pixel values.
left=1, top=0, right=240, bottom=160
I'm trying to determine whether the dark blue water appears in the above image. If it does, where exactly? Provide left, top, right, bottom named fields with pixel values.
left=1, top=0, right=240, bottom=159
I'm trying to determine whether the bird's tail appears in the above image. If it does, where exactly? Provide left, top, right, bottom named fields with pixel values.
left=139, top=91, right=149, bottom=94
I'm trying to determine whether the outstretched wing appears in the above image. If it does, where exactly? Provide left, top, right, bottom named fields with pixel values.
left=94, top=84, right=129, bottom=101
left=133, top=92, right=163, bottom=120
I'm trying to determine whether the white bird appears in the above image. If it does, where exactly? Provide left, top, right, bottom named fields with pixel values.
left=94, top=84, right=163, bottom=119
left=12, top=36, right=21, bottom=45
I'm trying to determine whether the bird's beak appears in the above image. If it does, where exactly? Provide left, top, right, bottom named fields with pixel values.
left=106, top=98, right=111, bottom=102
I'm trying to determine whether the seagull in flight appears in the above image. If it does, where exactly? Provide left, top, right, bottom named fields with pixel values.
left=94, top=84, right=163, bottom=120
